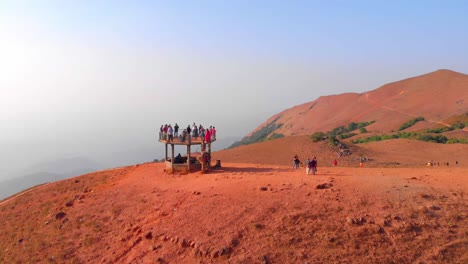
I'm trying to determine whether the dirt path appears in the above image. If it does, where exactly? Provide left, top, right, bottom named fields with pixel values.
left=351, top=91, right=451, bottom=127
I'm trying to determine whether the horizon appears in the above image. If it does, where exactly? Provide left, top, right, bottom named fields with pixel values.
left=1, top=1, right=468, bottom=185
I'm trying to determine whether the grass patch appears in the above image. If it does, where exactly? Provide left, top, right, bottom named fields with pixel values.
left=398, top=117, right=425, bottom=131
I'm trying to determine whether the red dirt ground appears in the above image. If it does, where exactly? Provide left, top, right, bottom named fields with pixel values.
left=1, top=160, right=466, bottom=263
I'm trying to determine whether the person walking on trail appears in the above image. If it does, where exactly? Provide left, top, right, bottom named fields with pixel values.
left=305, top=158, right=311, bottom=175
left=333, top=159, right=337, bottom=167
left=310, top=157, right=317, bottom=175
left=293, top=155, right=300, bottom=169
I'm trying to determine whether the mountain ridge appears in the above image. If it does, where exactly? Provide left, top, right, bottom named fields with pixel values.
left=241, top=69, right=468, bottom=143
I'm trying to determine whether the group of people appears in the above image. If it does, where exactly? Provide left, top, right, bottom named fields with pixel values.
left=293, top=155, right=318, bottom=175
left=159, top=123, right=216, bottom=143
left=427, top=160, right=459, bottom=167
left=293, top=155, right=339, bottom=175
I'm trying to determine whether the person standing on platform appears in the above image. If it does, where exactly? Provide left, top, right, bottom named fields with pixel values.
left=205, top=128, right=211, bottom=143
left=186, top=125, right=192, bottom=140
left=174, top=123, right=179, bottom=137
left=167, top=125, right=174, bottom=142
left=212, top=126, right=216, bottom=140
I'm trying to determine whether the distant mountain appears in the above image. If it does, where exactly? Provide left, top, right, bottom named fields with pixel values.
left=0, top=157, right=101, bottom=200
left=22, top=157, right=102, bottom=175
left=233, top=69, right=468, bottom=146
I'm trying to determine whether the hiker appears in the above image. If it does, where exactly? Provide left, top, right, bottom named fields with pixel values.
left=159, top=125, right=163, bottom=140
left=293, top=155, right=300, bottom=169
left=333, top=159, right=338, bottom=167
left=186, top=125, right=192, bottom=140
left=200, top=126, right=205, bottom=141
left=310, top=157, right=317, bottom=175
left=211, top=126, right=216, bottom=140
left=163, top=124, right=168, bottom=140
left=174, top=123, right=179, bottom=137
left=174, top=153, right=183, bottom=163
left=205, top=128, right=211, bottom=143
left=167, top=125, right=174, bottom=142
left=192, top=123, right=198, bottom=137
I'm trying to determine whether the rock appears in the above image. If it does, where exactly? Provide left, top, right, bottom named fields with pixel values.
left=378, top=226, right=385, bottom=234
left=260, top=255, right=272, bottom=264
left=259, top=187, right=268, bottom=191
left=384, top=219, right=392, bottom=227
left=347, top=216, right=366, bottom=225
left=55, top=212, right=66, bottom=220
left=211, top=249, right=220, bottom=258
left=145, top=232, right=153, bottom=240
left=221, top=246, right=232, bottom=256
left=180, top=239, right=189, bottom=248
left=316, top=183, right=333, bottom=189
left=65, top=201, right=74, bottom=207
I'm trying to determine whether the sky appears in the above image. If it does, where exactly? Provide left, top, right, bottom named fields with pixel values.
left=1, top=0, right=468, bottom=181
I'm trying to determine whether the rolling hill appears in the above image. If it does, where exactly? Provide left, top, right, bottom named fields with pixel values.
left=241, top=69, right=468, bottom=141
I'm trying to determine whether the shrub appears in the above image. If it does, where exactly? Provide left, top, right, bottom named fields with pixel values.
left=329, top=136, right=339, bottom=146
left=338, top=133, right=357, bottom=139
left=447, top=138, right=468, bottom=144
left=416, top=134, right=448, bottom=143
left=268, top=133, right=284, bottom=140
left=426, top=127, right=453, bottom=134
left=347, top=122, right=358, bottom=131
left=359, top=127, right=367, bottom=133
left=311, top=132, right=326, bottom=142
left=451, top=122, right=465, bottom=130
left=329, top=126, right=347, bottom=136
left=399, top=117, right=425, bottom=131
left=352, top=132, right=454, bottom=145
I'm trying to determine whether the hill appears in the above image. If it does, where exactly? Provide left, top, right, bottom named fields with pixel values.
left=235, top=69, right=468, bottom=145
left=214, top=136, right=468, bottom=168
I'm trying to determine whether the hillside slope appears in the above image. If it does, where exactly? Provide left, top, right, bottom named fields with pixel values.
left=247, top=69, right=468, bottom=140
left=215, top=136, right=468, bottom=168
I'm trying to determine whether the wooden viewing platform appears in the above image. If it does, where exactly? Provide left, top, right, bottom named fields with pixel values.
left=159, top=135, right=216, bottom=173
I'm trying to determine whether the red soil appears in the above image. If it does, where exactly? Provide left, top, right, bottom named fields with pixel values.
left=1, top=161, right=466, bottom=263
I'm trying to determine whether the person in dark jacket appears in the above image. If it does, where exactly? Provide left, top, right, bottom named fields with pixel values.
left=310, top=157, right=317, bottom=175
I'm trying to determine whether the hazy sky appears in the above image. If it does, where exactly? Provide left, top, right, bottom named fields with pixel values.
left=1, top=1, right=468, bottom=180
